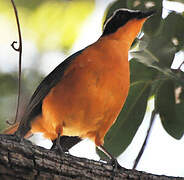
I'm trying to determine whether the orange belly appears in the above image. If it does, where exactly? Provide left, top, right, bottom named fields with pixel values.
left=31, top=38, right=130, bottom=146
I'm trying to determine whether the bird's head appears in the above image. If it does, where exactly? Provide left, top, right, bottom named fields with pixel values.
left=102, top=9, right=155, bottom=45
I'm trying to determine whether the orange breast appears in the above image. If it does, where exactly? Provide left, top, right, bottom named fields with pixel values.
left=31, top=38, right=130, bottom=146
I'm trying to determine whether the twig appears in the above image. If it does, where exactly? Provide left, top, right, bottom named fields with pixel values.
left=7, top=0, right=22, bottom=125
left=178, top=60, right=184, bottom=71
left=133, top=110, right=157, bottom=169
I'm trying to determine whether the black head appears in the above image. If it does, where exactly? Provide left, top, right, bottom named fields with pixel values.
left=102, top=9, right=155, bottom=36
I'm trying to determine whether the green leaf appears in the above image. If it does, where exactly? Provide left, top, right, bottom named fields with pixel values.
left=162, top=12, right=184, bottom=51
left=143, top=11, right=162, bottom=37
left=127, top=0, right=163, bottom=36
left=132, top=12, right=184, bottom=71
left=98, top=61, right=156, bottom=158
left=131, top=49, right=160, bottom=68
left=131, top=35, right=176, bottom=71
left=130, top=58, right=158, bottom=83
left=131, top=12, right=184, bottom=76
left=155, top=79, right=184, bottom=139
left=102, top=81, right=151, bottom=157
left=175, top=102, right=184, bottom=136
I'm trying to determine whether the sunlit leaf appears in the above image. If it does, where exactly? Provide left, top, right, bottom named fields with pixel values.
left=0, top=0, right=95, bottom=51
left=131, top=49, right=159, bottom=68
left=134, top=36, right=176, bottom=70
left=28, top=1, right=94, bottom=51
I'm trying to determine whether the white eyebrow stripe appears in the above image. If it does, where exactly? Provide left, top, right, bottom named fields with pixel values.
left=103, top=8, right=141, bottom=31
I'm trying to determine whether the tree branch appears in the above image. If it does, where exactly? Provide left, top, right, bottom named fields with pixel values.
left=0, top=134, right=182, bottom=180
left=8, top=0, right=22, bottom=125
left=133, top=110, right=157, bottom=169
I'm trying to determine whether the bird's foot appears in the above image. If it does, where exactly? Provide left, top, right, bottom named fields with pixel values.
left=106, top=158, right=122, bottom=179
left=108, top=158, right=122, bottom=170
left=14, top=131, right=24, bottom=143
left=50, top=137, right=65, bottom=156
left=12, top=131, right=34, bottom=147
left=98, top=145, right=122, bottom=171
left=51, top=144, right=66, bottom=155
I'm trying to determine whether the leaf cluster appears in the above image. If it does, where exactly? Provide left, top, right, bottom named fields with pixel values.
left=102, top=0, right=184, bottom=157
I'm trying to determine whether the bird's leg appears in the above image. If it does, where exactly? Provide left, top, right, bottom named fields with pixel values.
left=13, top=130, right=34, bottom=147
left=56, top=133, right=65, bottom=154
left=14, top=130, right=23, bottom=142
left=51, top=133, right=65, bottom=155
left=51, top=138, right=59, bottom=151
left=98, top=145, right=122, bottom=170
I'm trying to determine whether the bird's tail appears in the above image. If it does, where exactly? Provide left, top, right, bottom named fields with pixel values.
left=3, top=122, right=32, bottom=138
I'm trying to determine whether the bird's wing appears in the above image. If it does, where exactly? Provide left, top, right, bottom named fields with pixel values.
left=17, top=49, right=84, bottom=137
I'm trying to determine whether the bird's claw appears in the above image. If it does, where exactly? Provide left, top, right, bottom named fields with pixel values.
left=109, top=158, right=122, bottom=171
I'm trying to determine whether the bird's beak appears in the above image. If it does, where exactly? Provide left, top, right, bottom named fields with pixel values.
left=137, top=10, right=156, bottom=19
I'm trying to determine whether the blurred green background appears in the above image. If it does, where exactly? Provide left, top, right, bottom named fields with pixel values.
left=0, top=0, right=95, bottom=130
left=0, top=0, right=184, bottom=176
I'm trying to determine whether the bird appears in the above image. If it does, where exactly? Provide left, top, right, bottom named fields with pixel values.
left=4, top=8, right=155, bottom=165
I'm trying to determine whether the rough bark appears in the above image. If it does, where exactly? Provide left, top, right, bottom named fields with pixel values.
left=0, top=134, right=183, bottom=180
